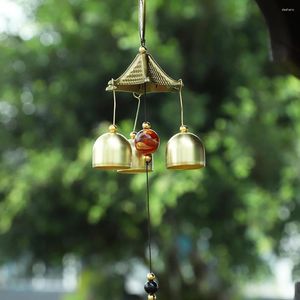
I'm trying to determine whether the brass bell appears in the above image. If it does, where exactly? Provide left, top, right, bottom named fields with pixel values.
left=118, top=132, right=153, bottom=174
left=92, top=125, right=132, bottom=170
left=166, top=125, right=205, bottom=170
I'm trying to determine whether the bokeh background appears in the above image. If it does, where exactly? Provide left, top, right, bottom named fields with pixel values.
left=0, top=0, right=299, bottom=299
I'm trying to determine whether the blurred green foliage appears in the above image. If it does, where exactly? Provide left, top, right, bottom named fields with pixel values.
left=0, top=0, right=300, bottom=299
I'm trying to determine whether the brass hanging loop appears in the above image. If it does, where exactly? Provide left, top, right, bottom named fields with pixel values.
left=139, top=0, right=146, bottom=47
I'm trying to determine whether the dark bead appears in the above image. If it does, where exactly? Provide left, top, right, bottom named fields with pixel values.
left=144, top=280, right=159, bottom=294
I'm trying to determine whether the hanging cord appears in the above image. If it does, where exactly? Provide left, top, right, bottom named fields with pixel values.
left=112, top=80, right=117, bottom=126
left=133, top=93, right=142, bottom=132
left=144, top=82, right=151, bottom=272
left=144, top=83, right=148, bottom=121
left=145, top=160, right=152, bottom=272
left=139, top=0, right=146, bottom=47
left=179, top=80, right=184, bottom=127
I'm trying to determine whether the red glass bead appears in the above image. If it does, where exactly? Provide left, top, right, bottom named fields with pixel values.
left=134, top=128, right=160, bottom=155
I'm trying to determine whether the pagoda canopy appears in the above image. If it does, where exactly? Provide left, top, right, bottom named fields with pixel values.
left=106, top=48, right=183, bottom=94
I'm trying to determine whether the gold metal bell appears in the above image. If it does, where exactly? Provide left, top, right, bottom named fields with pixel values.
left=166, top=126, right=205, bottom=170
left=118, top=132, right=153, bottom=174
left=92, top=125, right=132, bottom=170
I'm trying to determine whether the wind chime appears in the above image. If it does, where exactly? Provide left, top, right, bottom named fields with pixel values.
left=92, top=1, right=205, bottom=299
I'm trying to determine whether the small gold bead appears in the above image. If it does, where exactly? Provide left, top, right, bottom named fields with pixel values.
left=142, top=122, right=151, bottom=129
left=139, top=46, right=146, bottom=54
left=147, top=272, right=156, bottom=281
left=144, top=155, right=152, bottom=163
left=109, top=124, right=117, bottom=133
left=148, top=295, right=156, bottom=300
left=130, top=131, right=136, bottom=139
left=179, top=125, right=188, bottom=133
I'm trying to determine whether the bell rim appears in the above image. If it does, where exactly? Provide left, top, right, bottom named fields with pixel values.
left=93, top=164, right=131, bottom=170
left=117, top=168, right=154, bottom=174
left=166, top=162, right=205, bottom=170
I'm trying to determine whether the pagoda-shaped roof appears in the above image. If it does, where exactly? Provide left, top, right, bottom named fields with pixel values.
left=106, top=47, right=183, bottom=94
